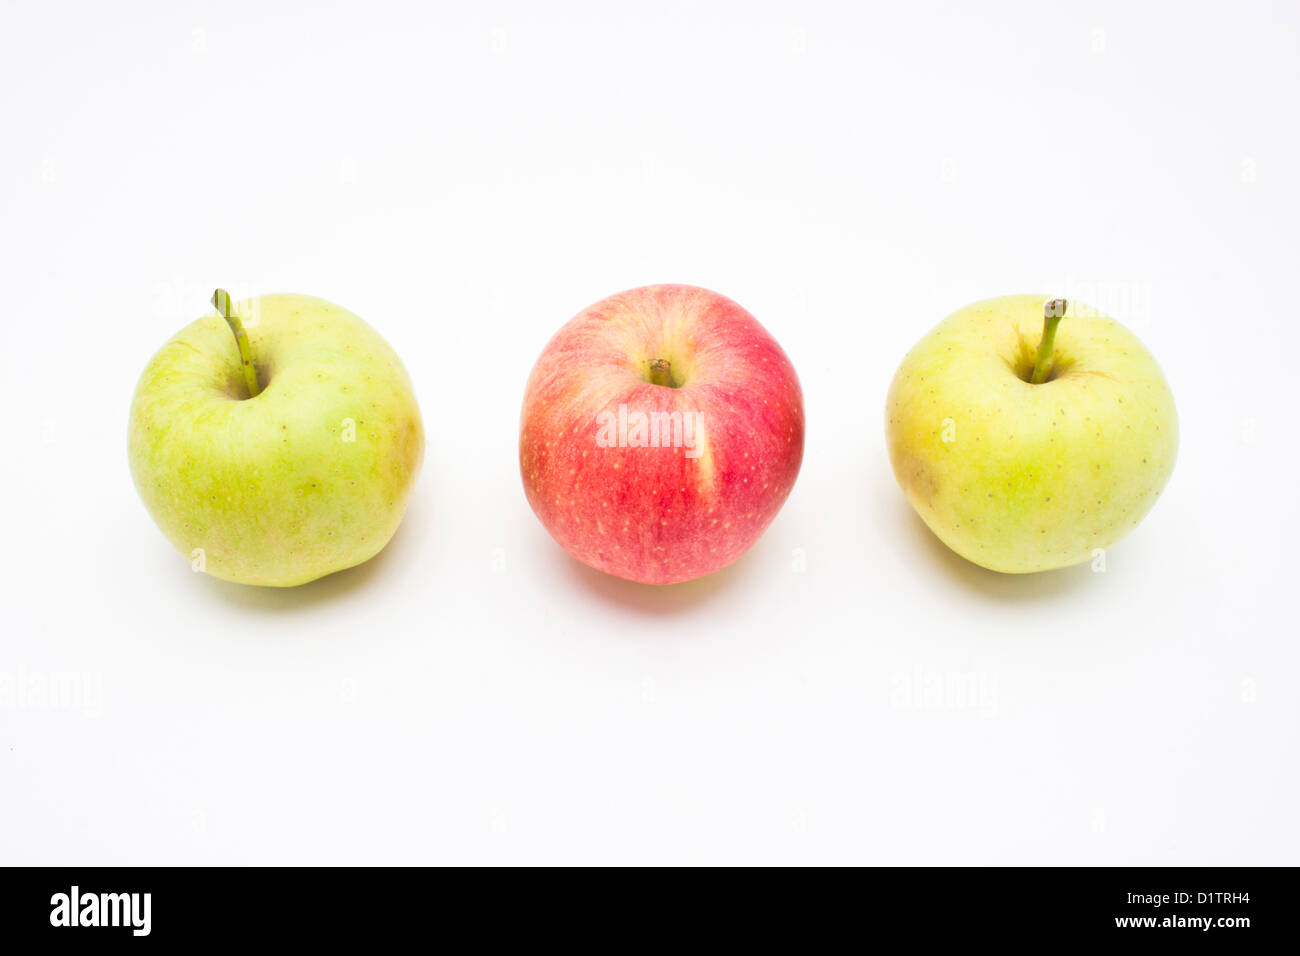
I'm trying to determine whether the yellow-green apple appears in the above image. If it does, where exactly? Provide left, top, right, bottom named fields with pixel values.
left=886, top=295, right=1177, bottom=573
left=520, top=284, right=804, bottom=585
left=129, top=290, right=424, bottom=586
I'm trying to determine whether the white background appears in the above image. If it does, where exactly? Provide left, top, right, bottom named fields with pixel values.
left=1, top=0, right=1296, bottom=865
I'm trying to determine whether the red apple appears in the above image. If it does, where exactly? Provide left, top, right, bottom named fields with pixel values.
left=520, top=284, right=804, bottom=585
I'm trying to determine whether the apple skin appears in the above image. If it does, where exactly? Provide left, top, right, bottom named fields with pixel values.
left=520, top=284, right=804, bottom=585
left=129, top=294, right=424, bottom=587
left=886, top=295, right=1177, bottom=573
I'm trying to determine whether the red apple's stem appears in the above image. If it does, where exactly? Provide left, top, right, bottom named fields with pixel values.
left=1030, top=299, right=1068, bottom=385
left=212, top=288, right=262, bottom=398
left=648, top=358, right=674, bottom=388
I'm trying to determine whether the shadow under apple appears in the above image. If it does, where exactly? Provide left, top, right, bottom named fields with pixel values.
left=200, top=496, right=427, bottom=614
left=899, top=504, right=1094, bottom=602
left=560, top=542, right=756, bottom=618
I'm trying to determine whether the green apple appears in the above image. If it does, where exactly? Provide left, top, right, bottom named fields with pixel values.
left=885, top=295, right=1177, bottom=573
left=128, top=290, right=424, bottom=586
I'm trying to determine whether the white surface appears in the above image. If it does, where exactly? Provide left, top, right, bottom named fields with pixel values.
left=1, top=0, right=1297, bottom=865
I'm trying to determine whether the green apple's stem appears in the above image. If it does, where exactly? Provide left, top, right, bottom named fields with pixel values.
left=1030, top=299, right=1068, bottom=385
left=649, top=358, right=674, bottom=387
left=212, top=288, right=261, bottom=398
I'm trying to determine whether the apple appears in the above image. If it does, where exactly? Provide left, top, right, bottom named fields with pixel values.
left=885, top=295, right=1177, bottom=573
left=520, top=284, right=804, bottom=585
left=128, top=290, right=424, bottom=586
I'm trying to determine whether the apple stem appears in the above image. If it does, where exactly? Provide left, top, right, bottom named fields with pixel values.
left=212, top=288, right=262, bottom=398
left=648, top=358, right=674, bottom=388
left=1030, top=299, right=1068, bottom=385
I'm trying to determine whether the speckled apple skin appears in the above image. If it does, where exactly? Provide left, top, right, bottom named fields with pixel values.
left=520, top=285, right=804, bottom=585
left=886, top=295, right=1177, bottom=573
left=129, top=294, right=424, bottom=587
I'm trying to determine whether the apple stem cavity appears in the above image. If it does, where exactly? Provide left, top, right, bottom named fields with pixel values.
left=212, top=288, right=262, bottom=398
left=1030, top=298, right=1068, bottom=385
left=648, top=358, right=675, bottom=388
